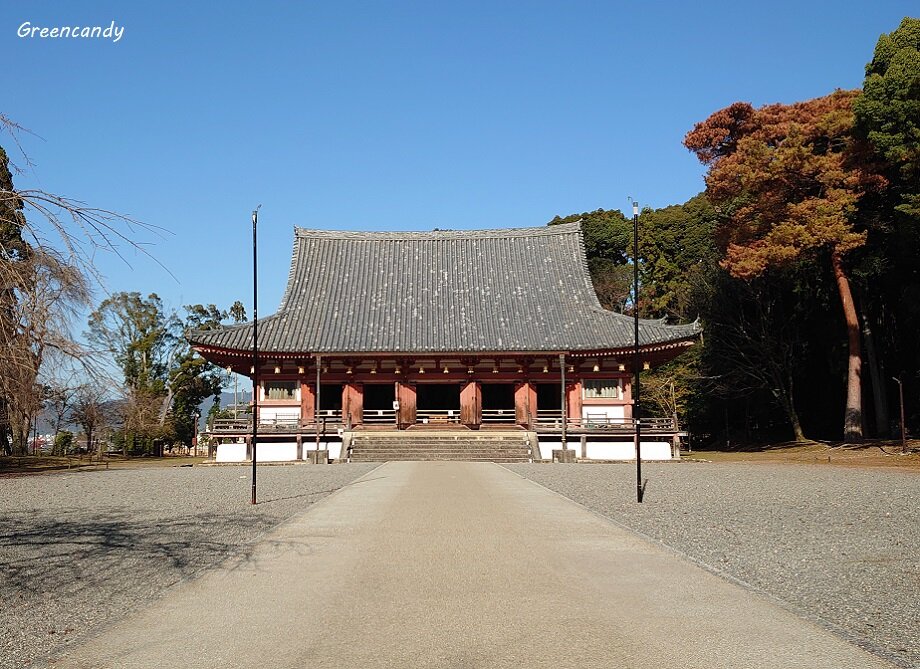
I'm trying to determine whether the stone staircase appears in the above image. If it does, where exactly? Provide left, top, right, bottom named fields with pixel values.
left=347, top=431, right=534, bottom=463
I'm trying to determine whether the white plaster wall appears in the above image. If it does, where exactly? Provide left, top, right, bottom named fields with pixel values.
left=216, top=443, right=247, bottom=462
left=254, top=442, right=298, bottom=462
left=216, top=440, right=343, bottom=461
left=535, top=438, right=672, bottom=461
left=581, top=405, right=626, bottom=422
left=259, top=407, right=300, bottom=423
left=301, top=439, right=342, bottom=460
left=537, top=440, right=574, bottom=461
left=585, top=440, right=672, bottom=460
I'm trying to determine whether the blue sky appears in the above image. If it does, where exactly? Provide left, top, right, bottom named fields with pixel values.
left=3, top=1, right=915, bottom=318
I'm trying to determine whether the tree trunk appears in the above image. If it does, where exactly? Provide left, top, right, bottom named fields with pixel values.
left=158, top=389, right=174, bottom=426
left=773, top=374, right=806, bottom=442
left=831, top=251, right=863, bottom=442
left=789, top=409, right=806, bottom=443
left=860, top=305, right=889, bottom=436
left=14, top=417, right=29, bottom=455
left=784, top=375, right=806, bottom=442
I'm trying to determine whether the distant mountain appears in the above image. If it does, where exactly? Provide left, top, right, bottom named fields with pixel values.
left=200, top=390, right=253, bottom=419
left=35, top=391, right=251, bottom=435
left=35, top=398, right=125, bottom=435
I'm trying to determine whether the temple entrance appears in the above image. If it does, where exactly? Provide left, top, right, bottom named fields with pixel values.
left=481, top=383, right=515, bottom=424
left=317, top=383, right=344, bottom=420
left=536, top=383, right=563, bottom=424
left=363, top=383, right=396, bottom=425
left=416, top=383, right=461, bottom=425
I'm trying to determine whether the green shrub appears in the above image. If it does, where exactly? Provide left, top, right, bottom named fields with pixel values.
left=54, top=430, right=74, bottom=455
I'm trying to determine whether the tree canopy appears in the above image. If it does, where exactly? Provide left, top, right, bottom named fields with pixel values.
left=556, top=17, right=920, bottom=445
left=684, top=90, right=880, bottom=278
left=854, top=17, right=920, bottom=218
left=684, top=89, right=880, bottom=441
left=86, top=293, right=235, bottom=454
left=549, top=208, right=633, bottom=310
left=0, top=147, right=90, bottom=454
left=636, top=194, right=717, bottom=320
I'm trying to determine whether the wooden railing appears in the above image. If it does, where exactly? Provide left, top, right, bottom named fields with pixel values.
left=585, top=416, right=677, bottom=430
left=209, top=411, right=679, bottom=433
left=315, top=409, right=343, bottom=422
left=481, top=408, right=516, bottom=424
left=536, top=409, right=565, bottom=425
left=210, top=417, right=300, bottom=433
left=416, top=410, right=461, bottom=424
left=210, top=418, right=254, bottom=433
left=534, top=412, right=677, bottom=432
left=209, top=412, right=343, bottom=434
left=362, top=409, right=397, bottom=424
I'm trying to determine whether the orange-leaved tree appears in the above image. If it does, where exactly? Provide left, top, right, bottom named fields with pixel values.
left=684, top=90, right=884, bottom=442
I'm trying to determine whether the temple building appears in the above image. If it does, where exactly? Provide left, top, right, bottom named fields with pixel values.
left=188, top=222, right=699, bottom=462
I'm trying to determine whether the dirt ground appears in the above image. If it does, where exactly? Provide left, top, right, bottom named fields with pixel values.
left=0, top=454, right=210, bottom=476
left=3, top=440, right=919, bottom=475
left=687, top=439, right=920, bottom=471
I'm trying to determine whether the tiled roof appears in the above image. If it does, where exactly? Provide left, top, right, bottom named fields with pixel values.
left=188, top=222, right=700, bottom=354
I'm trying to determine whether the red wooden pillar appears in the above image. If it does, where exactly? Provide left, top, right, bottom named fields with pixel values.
left=567, top=380, right=583, bottom=424
left=514, top=381, right=536, bottom=427
left=342, top=382, right=364, bottom=426
left=396, top=381, right=416, bottom=428
left=460, top=381, right=482, bottom=427
left=301, top=382, right=315, bottom=423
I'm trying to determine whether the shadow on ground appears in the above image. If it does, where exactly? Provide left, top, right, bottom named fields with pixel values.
left=0, top=509, right=275, bottom=598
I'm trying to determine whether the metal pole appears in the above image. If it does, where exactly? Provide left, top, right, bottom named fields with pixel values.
left=559, top=353, right=567, bottom=451
left=251, top=205, right=261, bottom=505
left=894, top=376, right=907, bottom=454
left=633, top=201, right=643, bottom=503
left=315, top=355, right=322, bottom=460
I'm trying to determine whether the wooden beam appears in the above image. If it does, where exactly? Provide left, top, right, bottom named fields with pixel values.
left=343, top=382, right=364, bottom=427
left=514, top=381, right=536, bottom=427
left=567, top=379, right=583, bottom=424
left=460, top=380, right=482, bottom=427
left=301, top=382, right=315, bottom=422
left=396, top=381, right=417, bottom=428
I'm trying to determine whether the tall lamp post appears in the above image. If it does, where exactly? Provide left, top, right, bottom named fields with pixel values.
left=893, top=376, right=907, bottom=454
left=251, top=205, right=261, bottom=505
left=192, top=410, right=200, bottom=457
left=633, top=200, right=644, bottom=503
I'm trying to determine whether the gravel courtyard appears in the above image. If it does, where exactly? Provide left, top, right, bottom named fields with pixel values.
left=2, top=461, right=918, bottom=668
left=505, top=462, right=920, bottom=669
left=0, top=463, right=379, bottom=669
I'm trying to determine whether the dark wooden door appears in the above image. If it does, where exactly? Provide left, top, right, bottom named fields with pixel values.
left=396, top=381, right=417, bottom=427
left=460, top=381, right=481, bottom=426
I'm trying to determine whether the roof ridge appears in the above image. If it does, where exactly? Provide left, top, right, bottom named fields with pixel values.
left=186, top=221, right=703, bottom=354
left=276, top=232, right=301, bottom=312
left=186, top=312, right=283, bottom=338
left=586, top=306, right=701, bottom=327
left=293, top=221, right=582, bottom=240
left=571, top=220, right=602, bottom=310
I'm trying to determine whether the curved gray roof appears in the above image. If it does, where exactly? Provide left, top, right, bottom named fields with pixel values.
left=188, top=222, right=700, bottom=355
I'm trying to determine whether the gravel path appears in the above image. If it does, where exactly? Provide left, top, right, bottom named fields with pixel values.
left=505, top=462, right=920, bottom=669
left=0, top=463, right=379, bottom=669
left=5, top=461, right=917, bottom=668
